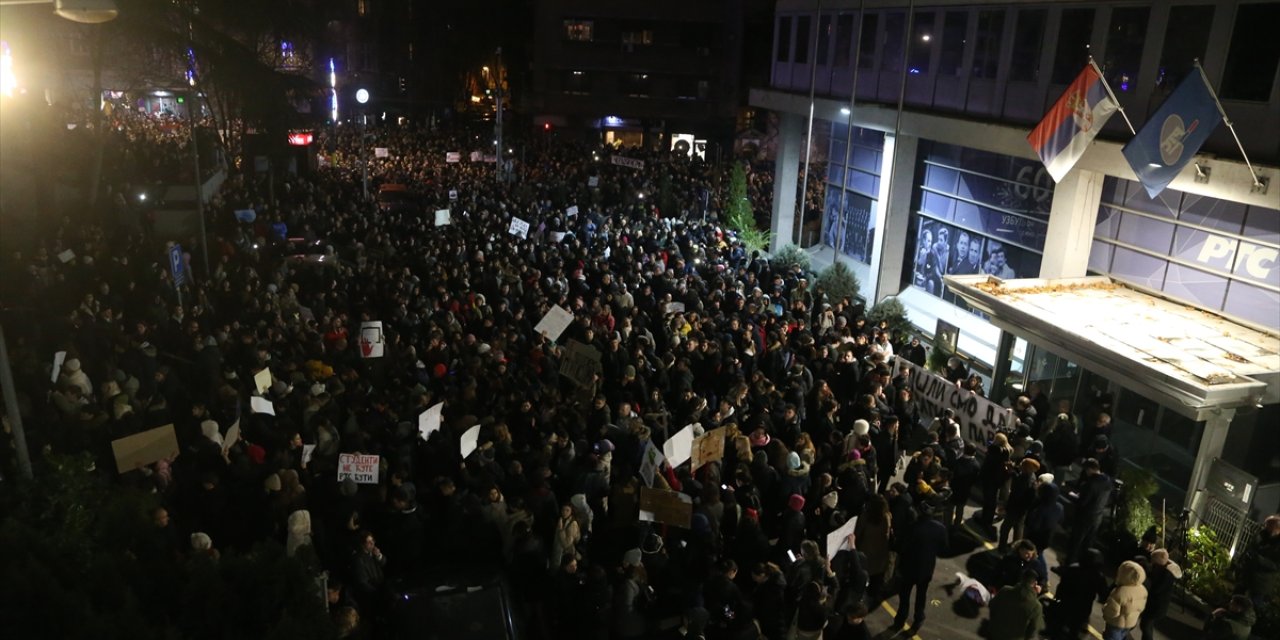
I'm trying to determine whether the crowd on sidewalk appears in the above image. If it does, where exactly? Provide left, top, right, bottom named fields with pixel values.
left=2, top=121, right=1277, bottom=640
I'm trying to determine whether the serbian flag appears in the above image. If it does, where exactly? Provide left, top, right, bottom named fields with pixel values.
left=1028, top=64, right=1118, bottom=182
left=1122, top=71, right=1222, bottom=198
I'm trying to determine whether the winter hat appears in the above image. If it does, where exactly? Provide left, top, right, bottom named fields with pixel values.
left=622, top=548, right=643, bottom=567
left=200, top=420, right=223, bottom=446
left=1037, top=473, right=1055, bottom=486
left=691, top=513, right=711, bottom=534
left=787, top=494, right=806, bottom=512
left=853, top=419, right=870, bottom=437
left=744, top=508, right=759, bottom=522
left=264, top=473, right=283, bottom=492
left=310, top=382, right=326, bottom=397
left=65, top=358, right=81, bottom=372
left=1093, top=434, right=1110, bottom=449
left=749, top=429, right=771, bottom=447
left=623, top=364, right=636, bottom=378
left=822, top=491, right=839, bottom=510
left=245, top=442, right=266, bottom=464
left=846, top=448, right=862, bottom=461
left=190, top=532, right=213, bottom=552
left=593, top=439, right=616, bottom=455
left=787, top=451, right=802, bottom=470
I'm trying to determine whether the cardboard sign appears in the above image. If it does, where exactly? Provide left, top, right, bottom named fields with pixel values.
left=826, top=516, right=859, bottom=561
left=360, top=321, right=385, bottom=358
left=222, top=419, right=241, bottom=454
left=691, top=427, right=726, bottom=470
left=587, top=176, right=599, bottom=188
left=508, top=217, right=530, bottom=239
left=448, top=189, right=458, bottom=201
left=559, top=340, right=602, bottom=388
left=662, top=424, right=696, bottom=468
left=57, top=249, right=75, bottom=263
left=250, top=396, right=276, bottom=415
left=445, top=151, right=461, bottom=163
left=419, top=402, right=443, bottom=440
left=337, top=453, right=380, bottom=484
left=534, top=304, right=574, bottom=342
left=566, top=205, right=579, bottom=217
left=111, top=424, right=179, bottom=474
left=639, top=440, right=665, bottom=488
left=460, top=424, right=481, bottom=459
left=638, top=487, right=693, bottom=528
left=435, top=209, right=452, bottom=226
left=894, top=355, right=1017, bottom=447
left=51, top=351, right=66, bottom=383
left=374, top=147, right=390, bottom=158
left=254, top=368, right=273, bottom=395
left=302, top=444, right=316, bottom=466
left=611, top=155, right=645, bottom=170
left=664, top=302, right=686, bottom=315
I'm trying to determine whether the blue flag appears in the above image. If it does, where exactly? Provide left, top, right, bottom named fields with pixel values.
left=1122, top=71, right=1222, bottom=198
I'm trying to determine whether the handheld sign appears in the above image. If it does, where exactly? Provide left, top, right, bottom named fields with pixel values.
left=508, top=217, right=530, bottom=239
left=359, top=321, right=385, bottom=358
left=639, top=441, right=665, bottom=487
left=460, top=425, right=481, bottom=459
left=638, top=487, right=693, bottom=528
left=662, top=424, right=696, bottom=468
left=222, top=419, right=241, bottom=454
left=374, top=147, right=390, bottom=158
left=419, top=402, right=444, bottom=440
left=111, top=424, right=179, bottom=474
left=445, top=151, right=461, bottom=163
left=51, top=351, right=67, bottom=383
left=533, top=304, right=574, bottom=342
left=566, top=205, right=579, bottom=217
left=435, top=209, right=452, bottom=226
left=250, top=396, right=276, bottom=415
left=254, top=368, right=273, bottom=395
left=337, top=453, right=380, bottom=484
left=168, top=244, right=186, bottom=287
left=826, top=516, right=859, bottom=561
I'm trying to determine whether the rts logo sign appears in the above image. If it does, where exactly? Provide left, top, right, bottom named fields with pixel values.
left=1197, top=235, right=1278, bottom=281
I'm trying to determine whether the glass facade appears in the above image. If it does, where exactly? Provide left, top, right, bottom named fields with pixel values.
left=823, top=122, right=884, bottom=264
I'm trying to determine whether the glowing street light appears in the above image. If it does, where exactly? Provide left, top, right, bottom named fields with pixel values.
left=0, top=41, right=16, bottom=98
left=356, top=88, right=369, bottom=104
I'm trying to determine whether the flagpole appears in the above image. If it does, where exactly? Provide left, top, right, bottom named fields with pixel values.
left=1089, top=57, right=1136, bottom=135
left=1193, top=59, right=1265, bottom=189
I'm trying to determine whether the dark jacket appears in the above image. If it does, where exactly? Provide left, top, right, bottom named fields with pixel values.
left=897, top=516, right=949, bottom=583
left=1024, top=483, right=1065, bottom=552
left=1142, top=560, right=1183, bottom=619
left=1074, top=471, right=1113, bottom=522
left=987, top=578, right=1045, bottom=640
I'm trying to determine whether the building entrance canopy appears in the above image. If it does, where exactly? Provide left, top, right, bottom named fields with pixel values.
left=945, top=275, right=1280, bottom=422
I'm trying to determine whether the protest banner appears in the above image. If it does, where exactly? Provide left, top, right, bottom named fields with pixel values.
left=222, top=419, right=241, bottom=454
left=691, top=427, right=726, bottom=470
left=662, top=424, right=696, bottom=468
left=111, top=424, right=179, bottom=474
left=359, top=321, right=385, bottom=358
left=250, top=396, right=275, bottom=415
left=51, top=351, right=66, bottom=383
left=460, top=425, right=481, bottom=459
left=374, top=147, right=390, bottom=158
left=508, top=217, right=530, bottom=239
left=893, top=355, right=1017, bottom=447
left=559, top=340, right=602, bottom=388
left=826, top=516, right=859, bottom=561
left=445, top=151, right=461, bottom=163
left=639, top=440, right=665, bottom=487
left=337, top=453, right=380, bottom=484
left=254, top=368, right=273, bottom=395
left=419, top=402, right=443, bottom=440
left=435, top=209, right=451, bottom=226
left=638, top=487, right=693, bottom=528
left=611, top=155, right=645, bottom=170
left=534, top=304, right=573, bottom=341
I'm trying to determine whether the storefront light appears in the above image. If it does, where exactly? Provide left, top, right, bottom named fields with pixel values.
left=0, top=42, right=17, bottom=98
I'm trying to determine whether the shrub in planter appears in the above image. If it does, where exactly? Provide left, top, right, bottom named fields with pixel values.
left=1117, top=467, right=1159, bottom=541
left=772, top=244, right=811, bottom=273
left=817, top=260, right=860, bottom=304
left=1183, top=525, right=1235, bottom=606
left=868, top=297, right=913, bottom=341
left=725, top=164, right=770, bottom=253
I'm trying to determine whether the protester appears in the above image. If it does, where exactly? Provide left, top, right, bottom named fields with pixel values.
left=1102, top=560, right=1148, bottom=640
left=986, top=568, right=1045, bottom=640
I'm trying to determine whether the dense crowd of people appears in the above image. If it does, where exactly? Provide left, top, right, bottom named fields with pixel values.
left=2, top=118, right=1277, bottom=640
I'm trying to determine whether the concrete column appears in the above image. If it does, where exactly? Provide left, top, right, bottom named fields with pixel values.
left=871, top=133, right=919, bottom=302
left=1040, top=168, right=1105, bottom=279
left=770, top=112, right=804, bottom=253
left=1186, top=408, right=1235, bottom=509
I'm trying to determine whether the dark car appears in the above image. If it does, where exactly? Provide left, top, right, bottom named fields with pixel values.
left=388, top=569, right=523, bottom=640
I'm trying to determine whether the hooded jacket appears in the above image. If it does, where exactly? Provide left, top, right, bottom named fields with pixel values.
left=1103, top=561, right=1148, bottom=629
left=986, top=576, right=1045, bottom=640
left=1142, top=559, right=1183, bottom=618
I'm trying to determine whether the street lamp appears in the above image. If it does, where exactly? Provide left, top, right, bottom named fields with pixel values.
left=356, top=88, right=369, bottom=200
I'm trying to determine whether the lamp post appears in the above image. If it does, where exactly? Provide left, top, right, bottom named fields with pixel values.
left=356, top=88, right=369, bottom=200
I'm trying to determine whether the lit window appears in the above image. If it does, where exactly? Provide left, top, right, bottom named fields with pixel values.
left=622, top=30, right=653, bottom=46
left=357, top=0, right=367, bottom=17
left=565, top=20, right=593, bottom=42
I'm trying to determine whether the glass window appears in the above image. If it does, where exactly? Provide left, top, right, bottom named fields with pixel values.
left=563, top=70, right=591, bottom=94
left=1103, top=6, right=1150, bottom=92
left=908, top=11, right=936, bottom=74
left=816, top=15, right=832, bottom=65
left=1052, top=8, right=1095, bottom=84
left=939, top=11, right=968, bottom=76
left=1222, top=2, right=1280, bottom=101
left=881, top=12, right=906, bottom=73
left=621, top=30, right=654, bottom=46
left=621, top=73, right=650, bottom=97
left=1009, top=9, right=1046, bottom=82
left=777, top=17, right=793, bottom=63
left=564, top=20, right=593, bottom=42
left=971, top=10, right=1004, bottom=79
left=795, top=16, right=812, bottom=64
left=1157, top=5, right=1214, bottom=89
left=834, top=14, right=855, bottom=67
left=858, top=13, right=879, bottom=69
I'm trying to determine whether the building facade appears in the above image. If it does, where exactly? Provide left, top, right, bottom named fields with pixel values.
left=754, top=0, right=1280, bottom=518
left=529, top=0, right=745, bottom=150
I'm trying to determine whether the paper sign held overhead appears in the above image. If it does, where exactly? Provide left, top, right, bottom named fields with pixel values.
left=374, top=147, right=390, bottom=158
left=435, top=209, right=452, bottom=226
left=51, top=351, right=67, bottom=383
left=611, top=155, right=645, bottom=170
left=638, top=487, right=693, bottom=528
left=664, top=302, right=686, bottom=315
left=639, top=441, right=665, bottom=487
left=111, top=424, right=179, bottom=474
left=445, top=151, right=461, bottom=163
left=448, top=189, right=458, bottom=201
left=460, top=424, right=481, bottom=459
left=57, top=249, right=75, bottom=263
left=222, top=419, right=241, bottom=454
left=337, top=453, right=380, bottom=484
left=534, top=304, right=574, bottom=342
left=360, top=321, right=385, bottom=358
left=559, top=340, right=602, bottom=389
left=508, top=217, right=530, bottom=239
left=250, top=396, right=276, bottom=415
left=254, top=368, right=273, bottom=395
left=662, top=424, right=696, bottom=468
left=419, top=402, right=444, bottom=440
left=551, top=232, right=567, bottom=243
left=691, top=427, right=726, bottom=470
left=826, top=516, right=859, bottom=561
left=234, top=209, right=257, bottom=223
left=566, top=205, right=579, bottom=217
left=302, top=444, right=316, bottom=466
left=587, top=176, right=599, bottom=188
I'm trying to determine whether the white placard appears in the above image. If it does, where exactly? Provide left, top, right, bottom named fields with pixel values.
left=469, top=151, right=483, bottom=162
left=587, top=176, right=599, bottom=188
left=222, top=419, right=241, bottom=454
left=639, top=440, right=665, bottom=487
left=359, top=321, right=385, bottom=358
left=566, top=205, right=579, bottom=217
left=551, top=232, right=566, bottom=242
left=51, top=351, right=67, bottom=383
left=419, top=402, right=444, bottom=440
left=449, top=189, right=458, bottom=201
left=662, top=424, right=696, bottom=468
left=508, top=217, right=530, bottom=239
left=664, top=302, right=686, bottom=314
left=57, top=249, right=76, bottom=263
left=826, top=516, right=859, bottom=561
left=374, top=147, right=390, bottom=158
left=445, top=151, right=461, bottom=163
left=435, top=209, right=452, bottom=226
left=254, top=368, right=273, bottom=395
left=534, top=304, right=574, bottom=342
left=250, top=396, right=276, bottom=415
left=460, top=424, right=481, bottom=459
left=611, top=155, right=645, bottom=170
left=302, top=444, right=316, bottom=466
left=337, top=453, right=380, bottom=484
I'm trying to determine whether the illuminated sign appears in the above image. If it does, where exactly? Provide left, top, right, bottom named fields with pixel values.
left=287, top=132, right=314, bottom=146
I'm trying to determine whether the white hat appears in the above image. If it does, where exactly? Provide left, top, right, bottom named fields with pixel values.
left=853, top=419, right=870, bottom=437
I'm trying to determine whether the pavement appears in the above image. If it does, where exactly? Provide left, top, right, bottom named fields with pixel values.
left=854, top=499, right=1210, bottom=640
